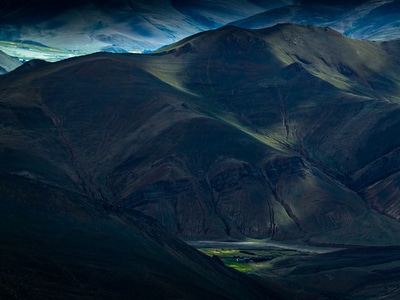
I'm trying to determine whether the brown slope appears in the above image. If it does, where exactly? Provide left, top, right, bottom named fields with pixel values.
left=1, top=24, right=400, bottom=245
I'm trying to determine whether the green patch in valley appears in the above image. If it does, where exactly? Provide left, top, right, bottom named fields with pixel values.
left=198, top=248, right=303, bottom=274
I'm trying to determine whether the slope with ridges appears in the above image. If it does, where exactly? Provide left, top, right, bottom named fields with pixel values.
left=1, top=24, right=400, bottom=245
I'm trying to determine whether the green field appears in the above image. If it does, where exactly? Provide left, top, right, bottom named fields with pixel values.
left=198, top=247, right=305, bottom=274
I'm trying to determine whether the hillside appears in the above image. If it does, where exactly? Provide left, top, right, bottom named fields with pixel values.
left=1, top=173, right=309, bottom=299
left=1, top=24, right=400, bottom=246
left=1, top=0, right=399, bottom=64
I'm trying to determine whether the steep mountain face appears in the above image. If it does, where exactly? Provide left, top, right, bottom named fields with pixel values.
left=1, top=24, right=400, bottom=245
left=1, top=173, right=303, bottom=300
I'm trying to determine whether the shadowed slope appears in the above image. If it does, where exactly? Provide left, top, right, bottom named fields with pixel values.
left=1, top=174, right=305, bottom=300
left=2, top=25, right=400, bottom=245
left=262, top=246, right=400, bottom=299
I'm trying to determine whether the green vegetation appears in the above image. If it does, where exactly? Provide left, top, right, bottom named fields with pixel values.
left=199, top=245, right=400, bottom=299
left=198, top=248, right=303, bottom=274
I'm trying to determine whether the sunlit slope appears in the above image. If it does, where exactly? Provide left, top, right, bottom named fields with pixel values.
left=157, top=24, right=400, bottom=101
left=2, top=24, right=400, bottom=245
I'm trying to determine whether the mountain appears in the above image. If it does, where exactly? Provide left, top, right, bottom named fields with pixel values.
left=0, top=50, right=21, bottom=74
left=231, top=0, right=400, bottom=41
left=3, top=0, right=400, bottom=65
left=0, top=0, right=279, bottom=62
left=2, top=24, right=400, bottom=246
left=1, top=173, right=309, bottom=299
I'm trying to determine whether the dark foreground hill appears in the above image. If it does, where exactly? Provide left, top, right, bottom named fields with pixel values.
left=1, top=173, right=310, bottom=299
left=2, top=24, right=400, bottom=246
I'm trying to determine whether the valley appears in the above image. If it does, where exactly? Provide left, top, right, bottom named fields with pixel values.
left=197, top=243, right=400, bottom=299
left=2, top=1, right=400, bottom=299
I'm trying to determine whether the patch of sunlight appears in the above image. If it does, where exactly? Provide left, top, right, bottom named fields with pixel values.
left=272, top=201, right=300, bottom=228
left=128, top=49, right=143, bottom=54
left=227, top=264, right=253, bottom=272
left=199, top=248, right=241, bottom=256
left=144, top=66, right=199, bottom=97
left=266, top=45, right=293, bottom=66
left=214, top=111, right=289, bottom=153
left=309, top=69, right=352, bottom=91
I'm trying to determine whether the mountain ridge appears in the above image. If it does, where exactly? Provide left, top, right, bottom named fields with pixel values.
left=2, top=24, right=400, bottom=246
left=1, top=0, right=399, bottom=64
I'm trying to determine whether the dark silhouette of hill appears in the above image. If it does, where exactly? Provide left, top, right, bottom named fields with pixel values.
left=1, top=24, right=400, bottom=247
left=263, top=246, right=400, bottom=298
left=0, top=0, right=271, bottom=57
left=1, top=173, right=312, bottom=299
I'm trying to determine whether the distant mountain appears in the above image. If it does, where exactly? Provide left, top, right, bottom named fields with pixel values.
left=231, top=0, right=400, bottom=41
left=2, top=24, right=400, bottom=246
left=0, top=50, right=21, bottom=74
left=264, top=246, right=400, bottom=298
left=0, top=0, right=279, bottom=61
left=2, top=0, right=399, bottom=65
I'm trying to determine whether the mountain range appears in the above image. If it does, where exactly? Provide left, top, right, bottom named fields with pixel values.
left=2, top=23, right=400, bottom=244
left=1, top=0, right=399, bottom=63
left=2, top=1, right=400, bottom=299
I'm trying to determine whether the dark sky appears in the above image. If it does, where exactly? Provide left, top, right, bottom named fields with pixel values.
left=0, top=0, right=376, bottom=25
left=0, top=0, right=370, bottom=16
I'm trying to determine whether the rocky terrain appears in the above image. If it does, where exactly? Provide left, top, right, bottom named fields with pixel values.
left=2, top=2, right=400, bottom=297
left=2, top=24, right=400, bottom=246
